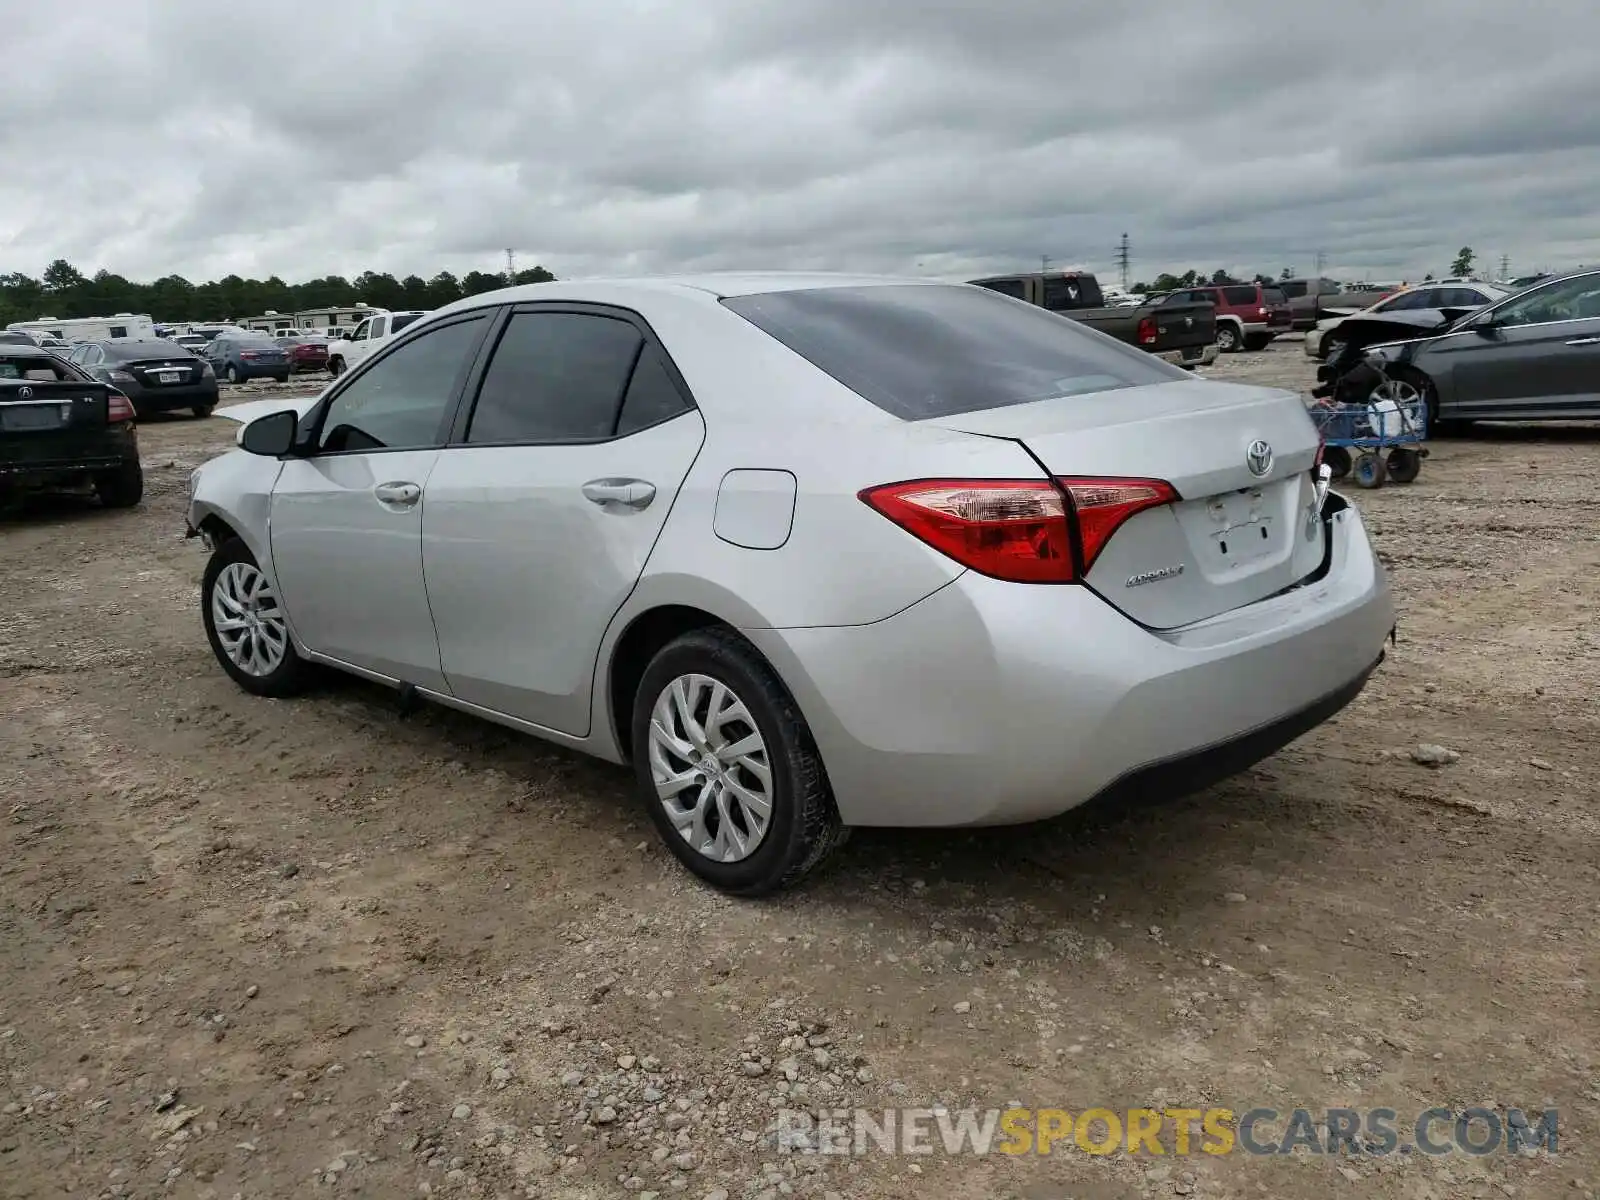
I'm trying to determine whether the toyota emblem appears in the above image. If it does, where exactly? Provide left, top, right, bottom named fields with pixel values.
left=1246, top=439, right=1273, bottom=477
left=18, top=386, right=33, bottom=399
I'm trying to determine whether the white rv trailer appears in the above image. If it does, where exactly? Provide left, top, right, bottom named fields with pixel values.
left=6, top=313, right=158, bottom=343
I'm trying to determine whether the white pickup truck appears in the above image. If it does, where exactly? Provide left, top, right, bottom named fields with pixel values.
left=325, top=310, right=429, bottom=377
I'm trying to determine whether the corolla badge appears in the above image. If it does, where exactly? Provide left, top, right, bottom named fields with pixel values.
left=1126, top=564, right=1185, bottom=588
left=1245, top=439, right=1273, bottom=477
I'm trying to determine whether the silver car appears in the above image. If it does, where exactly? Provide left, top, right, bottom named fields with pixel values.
left=187, top=276, right=1395, bottom=894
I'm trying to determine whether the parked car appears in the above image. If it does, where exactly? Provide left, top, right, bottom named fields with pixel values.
left=205, top=333, right=292, bottom=384
left=275, top=334, right=331, bottom=374
left=968, top=272, right=1219, bottom=368
left=0, top=331, right=37, bottom=347
left=69, top=339, right=221, bottom=418
left=1, top=343, right=141, bottom=507
left=326, top=310, right=428, bottom=376
left=188, top=275, right=1394, bottom=895
left=1305, top=282, right=1508, bottom=359
left=1361, top=268, right=1600, bottom=430
left=171, top=333, right=211, bottom=356
left=1278, top=278, right=1394, bottom=331
left=34, top=335, right=72, bottom=355
left=1159, top=283, right=1292, bottom=352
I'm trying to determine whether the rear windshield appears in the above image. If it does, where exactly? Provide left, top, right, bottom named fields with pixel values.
left=391, top=313, right=423, bottom=333
left=108, top=340, right=191, bottom=359
left=1262, top=288, right=1287, bottom=305
left=722, top=284, right=1185, bottom=421
left=233, top=336, right=280, bottom=348
left=0, top=355, right=79, bottom=381
left=1223, top=286, right=1259, bottom=305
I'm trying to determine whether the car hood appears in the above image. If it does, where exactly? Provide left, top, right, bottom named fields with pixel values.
left=215, top=393, right=324, bottom=425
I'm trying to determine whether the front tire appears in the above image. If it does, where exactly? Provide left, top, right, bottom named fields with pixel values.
left=192, top=403, right=215, bottom=419
left=224, top=364, right=241, bottom=384
left=202, top=538, right=313, bottom=697
left=328, top=357, right=345, bottom=378
left=94, top=462, right=143, bottom=508
left=631, top=628, right=844, bottom=896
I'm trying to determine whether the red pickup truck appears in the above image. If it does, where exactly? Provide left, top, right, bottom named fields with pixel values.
left=1158, top=283, right=1293, bottom=353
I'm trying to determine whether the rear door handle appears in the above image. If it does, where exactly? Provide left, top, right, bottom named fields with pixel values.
left=581, top=478, right=656, bottom=510
left=1565, top=337, right=1600, bottom=346
left=373, top=481, right=421, bottom=507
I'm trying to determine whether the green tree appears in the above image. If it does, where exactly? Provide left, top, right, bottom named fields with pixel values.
left=461, top=270, right=505, bottom=296
left=513, top=265, right=556, bottom=285
left=42, top=258, right=87, bottom=293
left=1450, top=247, right=1475, bottom=277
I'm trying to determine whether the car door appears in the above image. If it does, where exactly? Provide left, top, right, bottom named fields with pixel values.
left=1425, top=273, right=1600, bottom=418
left=267, top=311, right=493, bottom=689
left=422, top=306, right=706, bottom=735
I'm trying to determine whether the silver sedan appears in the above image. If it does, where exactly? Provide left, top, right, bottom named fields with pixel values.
left=188, top=275, right=1394, bottom=894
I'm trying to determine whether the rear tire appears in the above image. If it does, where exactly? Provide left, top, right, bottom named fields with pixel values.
left=201, top=537, right=313, bottom=698
left=1353, top=452, right=1387, bottom=489
left=631, top=628, right=845, bottom=896
left=1386, top=448, right=1421, bottom=483
left=1215, top=323, right=1242, bottom=353
left=1322, top=446, right=1352, bottom=479
left=1244, top=334, right=1273, bottom=352
left=93, top=462, right=143, bottom=508
left=224, top=364, right=241, bottom=384
left=1323, top=336, right=1347, bottom=362
left=192, top=403, right=214, bottom=419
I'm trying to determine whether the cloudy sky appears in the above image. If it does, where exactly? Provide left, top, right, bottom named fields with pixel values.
left=3, top=0, right=1597, bottom=287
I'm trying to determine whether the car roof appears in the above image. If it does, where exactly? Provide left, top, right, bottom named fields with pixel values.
left=0, top=342, right=51, bottom=357
left=440, top=273, right=933, bottom=314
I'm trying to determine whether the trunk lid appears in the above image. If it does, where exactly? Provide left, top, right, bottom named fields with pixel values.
left=930, top=379, right=1328, bottom=628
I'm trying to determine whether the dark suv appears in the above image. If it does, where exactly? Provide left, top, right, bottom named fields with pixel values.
left=204, top=334, right=292, bottom=384
left=69, top=339, right=221, bottom=418
left=1161, top=283, right=1292, bottom=352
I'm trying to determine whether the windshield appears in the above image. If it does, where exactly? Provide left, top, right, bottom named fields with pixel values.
left=723, top=284, right=1186, bottom=420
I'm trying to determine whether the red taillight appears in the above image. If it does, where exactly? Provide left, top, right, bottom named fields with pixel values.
left=1136, top=316, right=1158, bottom=345
left=107, top=391, right=135, bottom=423
left=240, top=351, right=259, bottom=360
left=1257, top=306, right=1269, bottom=318
left=858, top=476, right=1178, bottom=583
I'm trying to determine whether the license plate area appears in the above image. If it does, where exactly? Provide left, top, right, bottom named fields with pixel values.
left=1, top=403, right=69, bottom=431
left=157, top=370, right=181, bottom=384
left=1173, top=480, right=1297, bottom=576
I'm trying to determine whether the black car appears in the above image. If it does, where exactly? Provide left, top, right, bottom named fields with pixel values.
left=204, top=333, right=291, bottom=384
left=0, top=345, right=142, bottom=508
left=1361, top=269, right=1600, bottom=429
left=69, top=339, right=221, bottom=418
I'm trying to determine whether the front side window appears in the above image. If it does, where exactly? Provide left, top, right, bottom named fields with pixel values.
left=724, top=283, right=1185, bottom=421
left=1491, top=274, right=1600, bottom=328
left=465, top=312, right=644, bottom=444
left=350, top=320, right=370, bottom=341
left=317, top=316, right=486, bottom=453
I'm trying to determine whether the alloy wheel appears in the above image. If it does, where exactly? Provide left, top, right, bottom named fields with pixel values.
left=648, top=673, right=773, bottom=863
left=211, top=561, right=289, bottom=676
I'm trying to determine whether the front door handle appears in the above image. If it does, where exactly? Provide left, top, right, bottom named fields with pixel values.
left=373, top=481, right=421, bottom=507
left=1565, top=337, right=1600, bottom=346
left=581, top=478, right=656, bottom=510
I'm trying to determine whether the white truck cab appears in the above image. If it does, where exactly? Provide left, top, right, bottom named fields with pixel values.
left=326, top=310, right=429, bottom=376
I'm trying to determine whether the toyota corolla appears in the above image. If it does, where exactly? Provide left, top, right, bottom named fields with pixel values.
left=187, top=275, right=1394, bottom=895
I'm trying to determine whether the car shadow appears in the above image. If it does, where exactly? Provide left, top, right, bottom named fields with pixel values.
left=0, top=489, right=112, bottom=526
left=304, top=668, right=1320, bottom=938
left=1459, top=421, right=1600, bottom=443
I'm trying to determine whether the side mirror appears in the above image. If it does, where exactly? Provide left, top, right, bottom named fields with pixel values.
left=240, top=409, right=298, bottom=457
left=342, top=332, right=353, bottom=341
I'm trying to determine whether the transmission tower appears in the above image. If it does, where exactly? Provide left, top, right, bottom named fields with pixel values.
left=1500, top=253, right=1510, bottom=279
left=1314, top=249, right=1327, bottom=274
left=505, top=248, right=516, bottom=282
left=1115, top=233, right=1131, bottom=290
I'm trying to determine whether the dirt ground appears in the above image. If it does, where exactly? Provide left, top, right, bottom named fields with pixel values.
left=2, top=345, right=1597, bottom=1200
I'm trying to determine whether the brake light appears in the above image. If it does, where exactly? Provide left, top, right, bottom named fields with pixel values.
left=107, top=391, right=135, bottom=423
left=1257, top=307, right=1269, bottom=318
left=240, top=351, right=259, bottom=360
left=858, top=476, right=1179, bottom=583
left=1136, top=316, right=1158, bottom=345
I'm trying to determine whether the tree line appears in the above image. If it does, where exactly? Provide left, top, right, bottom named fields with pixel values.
left=0, top=258, right=557, bottom=328
left=1131, top=249, right=1478, bottom=294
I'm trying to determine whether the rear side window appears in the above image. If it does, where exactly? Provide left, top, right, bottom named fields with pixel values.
left=1042, top=276, right=1099, bottom=311
left=1222, top=286, right=1258, bottom=305
left=723, top=284, right=1185, bottom=421
left=466, top=312, right=643, bottom=444
left=391, top=313, right=423, bottom=334
left=1262, top=288, right=1287, bottom=305
left=1279, top=281, right=1307, bottom=299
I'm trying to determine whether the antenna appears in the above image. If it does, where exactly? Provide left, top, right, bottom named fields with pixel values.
left=505, top=249, right=516, bottom=282
left=1115, top=233, right=1131, bottom=290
